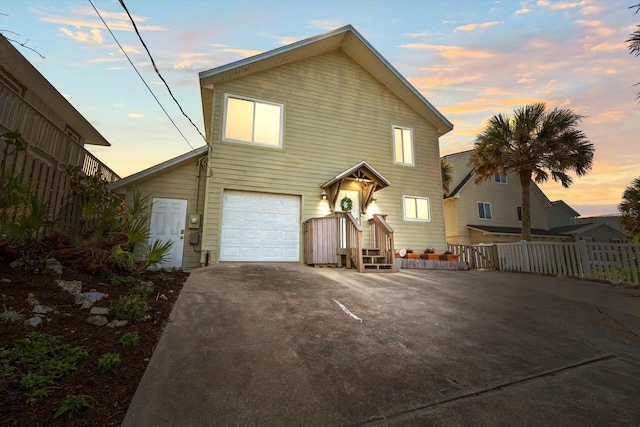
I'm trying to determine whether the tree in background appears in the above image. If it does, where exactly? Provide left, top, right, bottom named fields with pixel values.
left=619, top=177, right=640, bottom=242
left=470, top=102, right=594, bottom=241
left=627, top=3, right=640, bottom=100
left=441, top=159, right=453, bottom=196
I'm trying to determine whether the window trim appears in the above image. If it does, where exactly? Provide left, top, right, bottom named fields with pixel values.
left=392, top=125, right=414, bottom=166
left=494, top=173, right=507, bottom=184
left=477, top=201, right=492, bottom=220
left=402, top=195, right=431, bottom=222
left=222, top=93, right=284, bottom=148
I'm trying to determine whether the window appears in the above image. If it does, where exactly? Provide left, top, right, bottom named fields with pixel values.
left=517, top=206, right=522, bottom=222
left=494, top=173, right=507, bottom=184
left=478, top=202, right=492, bottom=220
left=403, top=196, right=430, bottom=221
left=393, top=126, right=414, bottom=166
left=65, top=125, right=80, bottom=143
left=223, top=94, right=283, bottom=147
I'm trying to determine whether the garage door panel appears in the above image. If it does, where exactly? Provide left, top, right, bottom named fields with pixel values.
left=220, top=191, right=300, bottom=262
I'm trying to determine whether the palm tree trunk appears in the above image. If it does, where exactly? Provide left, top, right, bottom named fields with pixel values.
left=520, top=172, right=532, bottom=241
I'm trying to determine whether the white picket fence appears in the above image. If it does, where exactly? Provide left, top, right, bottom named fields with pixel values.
left=496, top=240, right=640, bottom=285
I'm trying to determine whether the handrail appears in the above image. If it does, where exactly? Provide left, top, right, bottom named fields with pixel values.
left=0, top=82, right=120, bottom=182
left=331, top=212, right=364, bottom=272
left=369, top=214, right=395, bottom=272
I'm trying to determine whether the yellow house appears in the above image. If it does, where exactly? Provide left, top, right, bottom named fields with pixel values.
left=442, top=150, right=567, bottom=244
left=111, top=25, right=453, bottom=270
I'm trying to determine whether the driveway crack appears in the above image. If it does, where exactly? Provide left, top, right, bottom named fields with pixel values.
left=356, top=354, right=615, bottom=426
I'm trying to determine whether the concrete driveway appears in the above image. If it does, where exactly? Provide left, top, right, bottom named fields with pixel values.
left=122, top=264, right=640, bottom=426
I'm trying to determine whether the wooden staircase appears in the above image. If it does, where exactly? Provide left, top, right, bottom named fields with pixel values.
left=362, top=248, right=393, bottom=272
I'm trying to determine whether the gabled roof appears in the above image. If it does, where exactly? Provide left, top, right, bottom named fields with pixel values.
left=321, top=160, right=390, bottom=189
left=0, top=35, right=110, bottom=147
left=199, top=25, right=453, bottom=138
left=550, top=222, right=627, bottom=237
left=108, top=145, right=208, bottom=192
left=550, top=200, right=580, bottom=217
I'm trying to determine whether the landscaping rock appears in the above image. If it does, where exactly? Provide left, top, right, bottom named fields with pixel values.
left=46, top=258, right=63, bottom=275
left=32, top=305, right=54, bottom=314
left=57, top=280, right=82, bottom=295
left=158, top=294, right=168, bottom=301
left=106, top=320, right=128, bottom=328
left=24, top=316, right=42, bottom=327
left=90, top=307, right=109, bottom=315
left=86, top=315, right=109, bottom=326
left=75, top=292, right=106, bottom=309
left=9, top=260, right=24, bottom=269
left=26, top=293, right=40, bottom=306
left=1, top=278, right=11, bottom=283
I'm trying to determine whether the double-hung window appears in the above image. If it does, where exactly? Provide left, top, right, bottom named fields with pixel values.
left=223, top=94, right=283, bottom=147
left=403, top=196, right=430, bottom=221
left=494, top=173, right=507, bottom=184
left=393, top=126, right=414, bottom=166
left=478, top=202, right=492, bottom=220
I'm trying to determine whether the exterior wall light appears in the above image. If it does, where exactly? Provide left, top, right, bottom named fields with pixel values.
left=321, top=189, right=327, bottom=200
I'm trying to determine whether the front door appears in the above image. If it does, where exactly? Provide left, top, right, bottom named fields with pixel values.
left=149, top=198, right=187, bottom=269
left=336, top=189, right=360, bottom=249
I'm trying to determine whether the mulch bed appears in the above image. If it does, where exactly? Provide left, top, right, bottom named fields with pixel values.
left=0, top=262, right=188, bottom=426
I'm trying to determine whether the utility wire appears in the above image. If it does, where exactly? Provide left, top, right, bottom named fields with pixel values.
left=88, top=0, right=196, bottom=150
left=119, top=0, right=207, bottom=143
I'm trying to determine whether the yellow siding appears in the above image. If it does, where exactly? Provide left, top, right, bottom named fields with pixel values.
left=122, top=160, right=207, bottom=270
left=202, top=50, right=447, bottom=261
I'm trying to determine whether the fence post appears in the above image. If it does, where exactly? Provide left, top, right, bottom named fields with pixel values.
left=520, top=240, right=530, bottom=272
left=578, top=239, right=589, bottom=279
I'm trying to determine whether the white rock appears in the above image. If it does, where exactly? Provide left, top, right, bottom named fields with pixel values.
left=24, top=316, right=42, bottom=327
left=90, top=307, right=109, bottom=315
left=158, top=294, right=168, bottom=301
left=86, top=315, right=108, bottom=326
left=106, top=320, right=128, bottom=328
left=32, top=305, right=54, bottom=314
left=56, top=280, right=82, bottom=295
left=46, top=258, right=63, bottom=275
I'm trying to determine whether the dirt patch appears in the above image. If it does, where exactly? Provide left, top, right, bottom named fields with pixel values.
left=0, top=262, right=188, bottom=426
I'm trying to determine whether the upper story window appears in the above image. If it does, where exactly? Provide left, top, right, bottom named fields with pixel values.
left=403, top=195, right=430, bottom=222
left=223, top=94, right=283, bottom=147
left=393, top=126, right=414, bottom=166
left=494, top=173, right=507, bottom=184
left=478, top=202, right=492, bottom=220
left=0, top=66, right=26, bottom=96
left=65, top=125, right=81, bottom=143
left=517, top=206, right=522, bottom=222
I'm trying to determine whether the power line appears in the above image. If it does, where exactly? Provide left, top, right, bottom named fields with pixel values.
left=119, top=0, right=207, bottom=143
left=88, top=0, right=196, bottom=150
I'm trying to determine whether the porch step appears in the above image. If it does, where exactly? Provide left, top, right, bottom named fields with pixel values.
left=363, top=263, right=393, bottom=272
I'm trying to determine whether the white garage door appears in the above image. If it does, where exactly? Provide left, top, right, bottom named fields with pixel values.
left=220, top=191, right=300, bottom=262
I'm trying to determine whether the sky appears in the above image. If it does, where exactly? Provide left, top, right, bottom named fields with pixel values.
left=1, top=0, right=638, bottom=217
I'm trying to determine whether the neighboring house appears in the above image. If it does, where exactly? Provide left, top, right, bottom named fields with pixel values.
left=0, top=35, right=119, bottom=226
left=110, top=25, right=453, bottom=270
left=553, top=209, right=628, bottom=243
left=441, top=150, right=566, bottom=244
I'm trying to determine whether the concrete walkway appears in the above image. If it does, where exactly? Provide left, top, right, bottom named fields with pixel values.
left=122, top=265, right=640, bottom=426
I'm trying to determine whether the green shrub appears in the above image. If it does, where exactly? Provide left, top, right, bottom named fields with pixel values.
left=0, top=332, right=87, bottom=406
left=97, top=353, right=121, bottom=373
left=118, top=332, right=140, bottom=347
left=54, top=394, right=93, bottom=419
left=143, top=239, right=173, bottom=270
left=109, top=295, right=148, bottom=323
left=107, top=273, right=137, bottom=287
left=130, top=280, right=154, bottom=298
left=0, top=308, right=24, bottom=324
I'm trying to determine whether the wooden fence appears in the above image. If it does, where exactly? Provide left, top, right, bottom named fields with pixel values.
left=1, top=81, right=120, bottom=232
left=447, top=243, right=499, bottom=270
left=495, top=240, right=640, bottom=285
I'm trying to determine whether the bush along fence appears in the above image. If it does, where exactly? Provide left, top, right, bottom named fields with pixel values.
left=448, top=241, right=640, bottom=286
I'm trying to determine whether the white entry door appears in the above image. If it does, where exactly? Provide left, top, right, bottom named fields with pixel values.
left=149, top=198, right=187, bottom=269
left=220, top=191, right=300, bottom=262
left=336, top=189, right=360, bottom=249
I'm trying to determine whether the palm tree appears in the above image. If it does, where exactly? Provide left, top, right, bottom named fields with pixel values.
left=470, top=102, right=594, bottom=241
left=619, top=177, right=640, bottom=242
left=441, top=159, right=453, bottom=196
left=628, top=3, right=640, bottom=99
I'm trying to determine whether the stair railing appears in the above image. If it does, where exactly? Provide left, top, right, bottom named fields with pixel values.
left=335, top=212, right=364, bottom=272
left=369, top=214, right=395, bottom=272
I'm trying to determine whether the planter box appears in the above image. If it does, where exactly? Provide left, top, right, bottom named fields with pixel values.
left=419, top=254, right=439, bottom=260
left=407, top=253, right=420, bottom=259
left=439, top=254, right=460, bottom=261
